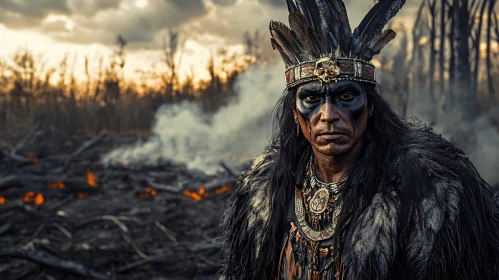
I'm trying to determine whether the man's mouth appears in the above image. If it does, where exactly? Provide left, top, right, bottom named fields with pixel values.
left=318, top=131, right=347, bottom=136
left=317, top=131, right=347, bottom=140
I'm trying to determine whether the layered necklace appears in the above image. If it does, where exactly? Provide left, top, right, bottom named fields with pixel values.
left=288, top=154, right=347, bottom=279
left=295, top=155, right=346, bottom=241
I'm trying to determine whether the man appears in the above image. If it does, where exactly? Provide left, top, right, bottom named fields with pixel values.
left=221, top=0, right=499, bottom=279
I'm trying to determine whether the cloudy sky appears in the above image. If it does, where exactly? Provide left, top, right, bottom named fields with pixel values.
left=0, top=0, right=421, bottom=80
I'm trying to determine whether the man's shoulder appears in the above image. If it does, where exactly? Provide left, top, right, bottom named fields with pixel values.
left=393, top=127, right=469, bottom=178
left=400, top=127, right=464, bottom=158
left=238, top=147, right=277, bottom=192
left=386, top=128, right=499, bottom=279
left=391, top=126, right=494, bottom=225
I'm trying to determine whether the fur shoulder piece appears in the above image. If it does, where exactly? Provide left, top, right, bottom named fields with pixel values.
left=397, top=128, right=499, bottom=279
left=220, top=149, right=276, bottom=280
left=341, top=127, right=499, bottom=279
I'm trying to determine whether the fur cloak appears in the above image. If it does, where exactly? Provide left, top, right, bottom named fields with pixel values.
left=221, top=126, right=499, bottom=280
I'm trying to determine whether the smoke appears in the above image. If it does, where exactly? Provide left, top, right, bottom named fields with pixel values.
left=403, top=87, right=499, bottom=185
left=433, top=107, right=499, bottom=185
left=103, top=63, right=285, bottom=174
left=104, top=63, right=498, bottom=185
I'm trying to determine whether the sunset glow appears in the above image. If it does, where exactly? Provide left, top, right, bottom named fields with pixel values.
left=0, top=0, right=420, bottom=87
left=135, top=0, right=149, bottom=9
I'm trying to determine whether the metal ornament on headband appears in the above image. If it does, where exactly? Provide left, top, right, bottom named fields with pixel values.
left=270, top=0, right=406, bottom=89
left=284, top=57, right=377, bottom=88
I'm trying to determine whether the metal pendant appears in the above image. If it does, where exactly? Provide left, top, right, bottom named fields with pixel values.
left=309, top=188, right=330, bottom=214
left=295, top=188, right=337, bottom=241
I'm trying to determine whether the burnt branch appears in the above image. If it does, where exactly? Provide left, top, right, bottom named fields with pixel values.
left=0, top=247, right=109, bottom=280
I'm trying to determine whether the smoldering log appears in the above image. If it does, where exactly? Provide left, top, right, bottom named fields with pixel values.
left=63, top=130, right=108, bottom=170
left=0, top=174, right=99, bottom=199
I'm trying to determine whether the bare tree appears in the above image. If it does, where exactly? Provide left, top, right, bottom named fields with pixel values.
left=486, top=0, right=497, bottom=99
left=471, top=0, right=487, bottom=95
left=243, top=30, right=264, bottom=61
left=84, top=56, right=91, bottom=101
left=162, top=30, right=182, bottom=101
left=447, top=0, right=457, bottom=111
left=94, top=56, right=104, bottom=100
left=452, top=0, right=474, bottom=119
left=428, top=0, right=438, bottom=123
left=9, top=48, right=46, bottom=114
left=0, top=60, right=7, bottom=131
left=439, top=0, right=447, bottom=96
left=392, top=27, right=410, bottom=117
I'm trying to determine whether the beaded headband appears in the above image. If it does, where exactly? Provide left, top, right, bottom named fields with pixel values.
left=284, top=57, right=377, bottom=88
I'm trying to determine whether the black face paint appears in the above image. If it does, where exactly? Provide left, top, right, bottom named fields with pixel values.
left=296, top=80, right=368, bottom=125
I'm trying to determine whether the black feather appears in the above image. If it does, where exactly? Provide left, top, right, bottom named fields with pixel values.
left=295, top=0, right=322, bottom=32
left=270, top=20, right=302, bottom=65
left=328, top=32, right=339, bottom=53
left=357, top=0, right=406, bottom=39
left=319, top=18, right=333, bottom=53
left=369, top=29, right=396, bottom=54
left=307, top=26, right=323, bottom=55
left=289, top=12, right=320, bottom=56
left=327, top=0, right=352, bottom=54
left=315, top=0, right=335, bottom=53
left=350, top=28, right=362, bottom=56
left=286, top=0, right=299, bottom=14
left=351, top=0, right=406, bottom=56
left=271, top=38, right=294, bottom=66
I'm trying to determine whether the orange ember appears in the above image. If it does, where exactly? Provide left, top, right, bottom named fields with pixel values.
left=49, top=182, right=65, bottom=189
left=146, top=187, right=157, bottom=197
left=20, top=192, right=44, bottom=205
left=86, top=169, right=98, bottom=187
left=27, top=153, right=41, bottom=166
left=21, top=192, right=35, bottom=202
left=35, top=193, right=44, bottom=205
left=137, top=188, right=158, bottom=199
left=183, top=185, right=234, bottom=201
left=198, top=187, right=206, bottom=196
left=78, top=192, right=88, bottom=199
left=183, top=190, right=202, bottom=201
left=215, top=185, right=233, bottom=194
left=0, top=196, right=5, bottom=204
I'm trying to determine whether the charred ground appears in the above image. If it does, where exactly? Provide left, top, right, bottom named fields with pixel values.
left=0, top=130, right=240, bottom=280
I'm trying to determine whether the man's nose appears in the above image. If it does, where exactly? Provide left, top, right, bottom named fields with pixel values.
left=320, top=102, right=340, bottom=123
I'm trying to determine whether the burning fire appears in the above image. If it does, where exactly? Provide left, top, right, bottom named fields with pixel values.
left=183, top=186, right=233, bottom=201
left=215, top=185, right=232, bottom=194
left=49, top=181, right=65, bottom=189
left=137, top=188, right=157, bottom=199
left=4, top=171, right=98, bottom=205
left=20, top=192, right=44, bottom=205
left=27, top=153, right=41, bottom=166
left=183, top=187, right=207, bottom=201
left=86, top=169, right=98, bottom=187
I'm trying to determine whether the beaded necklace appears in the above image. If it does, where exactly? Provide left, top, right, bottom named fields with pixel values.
left=289, top=154, right=347, bottom=279
left=299, top=155, right=346, bottom=231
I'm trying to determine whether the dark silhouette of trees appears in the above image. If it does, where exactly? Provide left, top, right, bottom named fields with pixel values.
left=0, top=31, right=258, bottom=136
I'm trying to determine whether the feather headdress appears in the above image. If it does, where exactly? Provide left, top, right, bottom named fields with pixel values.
left=271, top=0, right=406, bottom=88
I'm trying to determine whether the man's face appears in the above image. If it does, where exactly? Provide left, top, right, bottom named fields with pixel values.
left=294, top=80, right=369, bottom=156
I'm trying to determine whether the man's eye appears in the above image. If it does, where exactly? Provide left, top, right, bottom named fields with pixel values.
left=304, top=96, right=322, bottom=103
left=337, top=92, right=354, bottom=101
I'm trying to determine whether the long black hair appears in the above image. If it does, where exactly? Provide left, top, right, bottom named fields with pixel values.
left=255, top=84, right=409, bottom=278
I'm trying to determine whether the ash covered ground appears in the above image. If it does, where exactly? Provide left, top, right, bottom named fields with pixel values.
left=0, top=130, right=240, bottom=280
